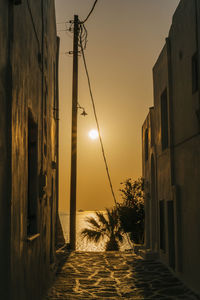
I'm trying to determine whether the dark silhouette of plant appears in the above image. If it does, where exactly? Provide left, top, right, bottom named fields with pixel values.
left=118, top=177, right=144, bottom=244
left=81, top=208, right=123, bottom=251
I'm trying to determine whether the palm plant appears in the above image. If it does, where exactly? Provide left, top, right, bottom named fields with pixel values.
left=118, top=177, right=145, bottom=244
left=81, top=208, right=123, bottom=251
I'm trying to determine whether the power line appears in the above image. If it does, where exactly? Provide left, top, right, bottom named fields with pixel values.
left=65, top=18, right=134, bottom=251
left=81, top=0, right=99, bottom=24
left=79, top=25, right=88, bottom=50
left=79, top=24, right=134, bottom=252
left=79, top=29, right=118, bottom=207
left=27, top=0, right=41, bottom=53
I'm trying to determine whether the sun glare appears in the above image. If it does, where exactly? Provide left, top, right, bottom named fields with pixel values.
left=88, top=129, right=99, bottom=140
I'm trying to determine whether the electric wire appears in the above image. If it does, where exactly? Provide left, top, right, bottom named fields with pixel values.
left=79, top=23, right=134, bottom=252
left=79, top=33, right=118, bottom=208
left=81, top=0, right=99, bottom=24
left=27, top=0, right=41, bottom=53
left=79, top=25, right=88, bottom=50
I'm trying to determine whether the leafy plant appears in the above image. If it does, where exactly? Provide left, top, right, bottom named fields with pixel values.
left=118, top=177, right=144, bottom=244
left=81, top=208, right=123, bottom=251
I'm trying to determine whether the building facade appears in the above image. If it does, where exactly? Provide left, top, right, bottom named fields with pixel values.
left=142, top=0, right=200, bottom=294
left=0, top=1, right=59, bottom=299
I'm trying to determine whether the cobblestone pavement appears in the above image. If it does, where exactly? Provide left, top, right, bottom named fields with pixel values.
left=44, top=251, right=200, bottom=299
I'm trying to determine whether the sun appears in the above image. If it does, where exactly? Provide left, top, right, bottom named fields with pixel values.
left=88, top=129, right=99, bottom=140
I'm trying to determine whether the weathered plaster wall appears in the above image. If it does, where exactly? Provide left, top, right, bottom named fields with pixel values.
left=153, top=44, right=172, bottom=199
left=174, top=138, right=200, bottom=291
left=142, top=0, right=200, bottom=295
left=142, top=113, right=151, bottom=249
left=142, top=107, right=159, bottom=252
left=8, top=1, right=59, bottom=299
left=152, top=45, right=172, bottom=264
left=169, top=0, right=199, bottom=143
left=0, top=2, right=12, bottom=298
left=169, top=0, right=200, bottom=292
left=153, top=46, right=168, bottom=153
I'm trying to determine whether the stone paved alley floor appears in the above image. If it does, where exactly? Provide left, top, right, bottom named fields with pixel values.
left=44, top=251, right=200, bottom=299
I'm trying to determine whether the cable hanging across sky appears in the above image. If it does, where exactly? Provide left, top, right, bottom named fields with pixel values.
left=76, top=0, right=119, bottom=209
left=66, top=6, right=134, bottom=250
left=79, top=24, right=118, bottom=208
left=66, top=6, right=119, bottom=208
left=81, top=0, right=99, bottom=24
left=78, top=20, right=134, bottom=251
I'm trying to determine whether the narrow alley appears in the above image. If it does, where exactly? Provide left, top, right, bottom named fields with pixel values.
left=44, top=250, right=200, bottom=299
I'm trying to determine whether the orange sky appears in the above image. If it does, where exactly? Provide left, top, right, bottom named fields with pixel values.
left=55, top=0, right=180, bottom=211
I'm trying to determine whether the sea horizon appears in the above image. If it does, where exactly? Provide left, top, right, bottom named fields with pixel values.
left=59, top=210, right=106, bottom=214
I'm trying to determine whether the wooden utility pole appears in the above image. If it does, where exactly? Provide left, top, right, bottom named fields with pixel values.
left=70, top=15, right=79, bottom=250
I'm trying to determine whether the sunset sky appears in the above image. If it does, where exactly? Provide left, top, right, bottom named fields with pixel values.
left=55, top=0, right=180, bottom=212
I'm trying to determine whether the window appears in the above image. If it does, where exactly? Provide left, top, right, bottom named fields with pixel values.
left=145, top=129, right=148, bottom=161
left=27, top=111, right=38, bottom=236
left=161, top=89, right=169, bottom=150
left=192, top=52, right=199, bottom=93
left=159, top=200, right=166, bottom=251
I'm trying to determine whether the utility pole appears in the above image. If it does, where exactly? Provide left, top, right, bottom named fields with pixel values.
left=70, top=15, right=79, bottom=250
